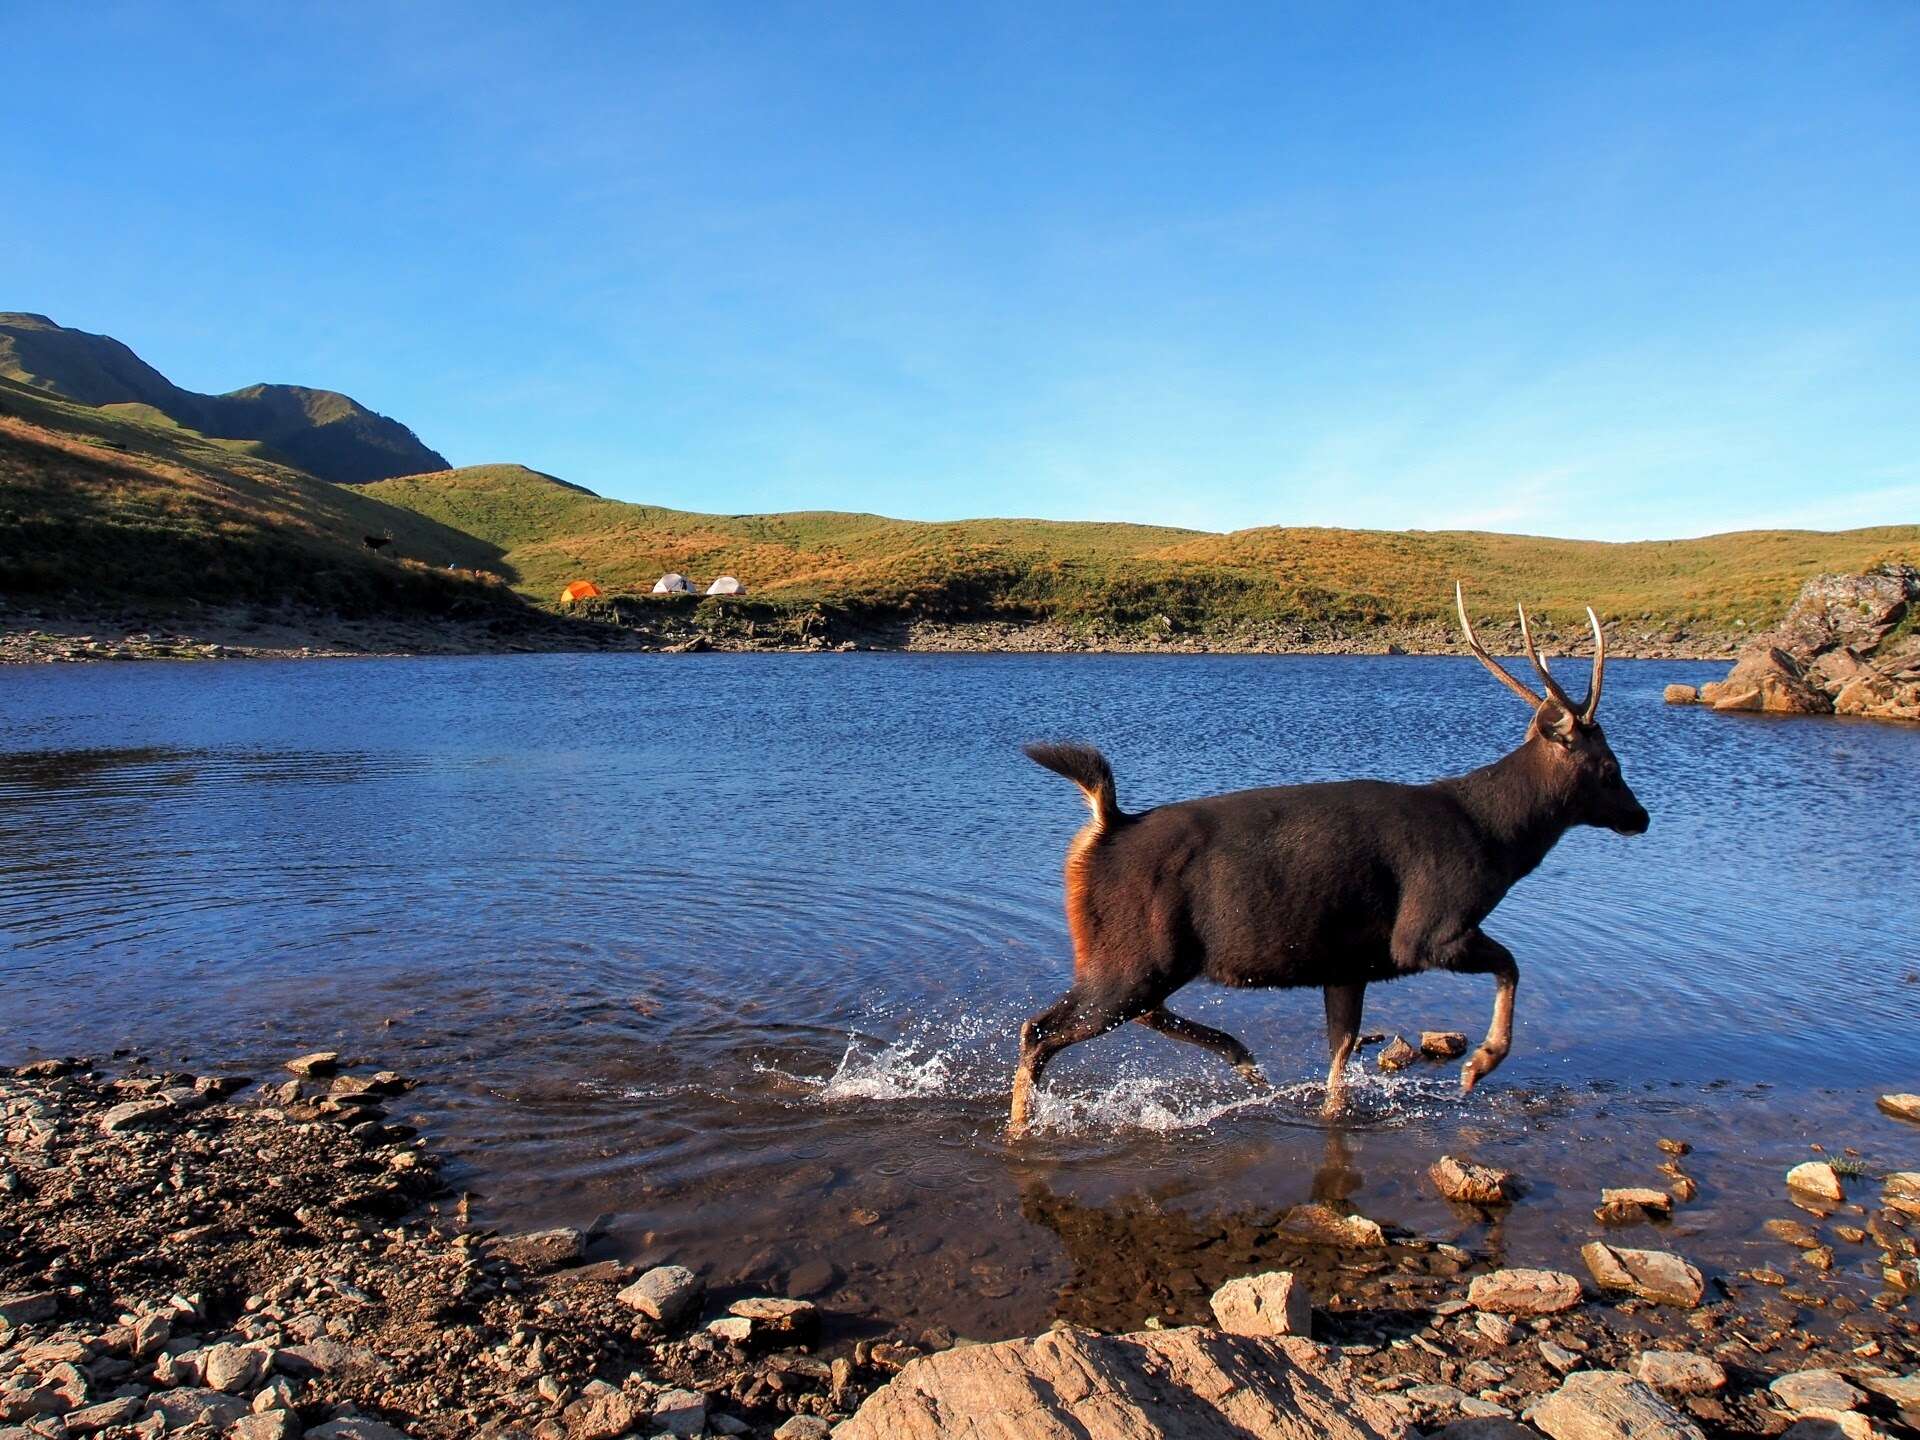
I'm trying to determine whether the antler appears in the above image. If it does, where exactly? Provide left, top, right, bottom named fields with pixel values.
left=1454, top=582, right=1544, bottom=708
left=1580, top=606, right=1605, bottom=723
left=1515, top=605, right=1583, bottom=719
left=1516, top=601, right=1608, bottom=724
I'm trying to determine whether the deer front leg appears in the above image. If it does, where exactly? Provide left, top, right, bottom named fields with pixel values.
left=1457, top=935, right=1519, bottom=1095
left=1320, top=982, right=1366, bottom=1117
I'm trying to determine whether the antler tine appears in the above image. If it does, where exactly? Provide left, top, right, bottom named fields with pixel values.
left=1455, top=582, right=1543, bottom=708
left=1582, top=606, right=1605, bottom=723
left=1515, top=604, right=1583, bottom=719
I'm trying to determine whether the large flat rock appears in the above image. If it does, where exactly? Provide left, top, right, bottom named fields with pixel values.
left=833, top=1326, right=1411, bottom=1440
left=1528, top=1371, right=1704, bottom=1440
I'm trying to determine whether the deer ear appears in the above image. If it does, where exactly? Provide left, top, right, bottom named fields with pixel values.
left=1531, top=701, right=1579, bottom=745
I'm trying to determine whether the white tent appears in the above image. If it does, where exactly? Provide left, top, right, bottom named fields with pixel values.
left=652, top=573, right=693, bottom=594
left=706, top=575, right=746, bottom=595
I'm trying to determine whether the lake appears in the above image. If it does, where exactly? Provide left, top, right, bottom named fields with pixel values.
left=2, top=652, right=1917, bottom=1339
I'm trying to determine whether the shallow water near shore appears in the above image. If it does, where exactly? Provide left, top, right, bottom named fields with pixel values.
left=2, top=653, right=1917, bottom=1339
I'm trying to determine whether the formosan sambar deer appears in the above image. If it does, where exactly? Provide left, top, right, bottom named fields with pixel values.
left=1009, top=584, right=1649, bottom=1133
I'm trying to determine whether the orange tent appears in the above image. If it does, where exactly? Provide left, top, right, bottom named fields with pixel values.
left=559, top=580, right=602, bottom=604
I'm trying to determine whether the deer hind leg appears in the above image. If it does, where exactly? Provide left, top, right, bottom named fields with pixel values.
left=1135, top=1007, right=1269, bottom=1090
left=1321, top=982, right=1366, bottom=1117
left=1010, top=982, right=1150, bottom=1136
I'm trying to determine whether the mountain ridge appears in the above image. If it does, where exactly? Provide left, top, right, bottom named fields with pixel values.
left=0, top=312, right=448, bottom=484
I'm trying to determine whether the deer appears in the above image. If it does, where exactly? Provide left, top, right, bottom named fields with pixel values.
left=1008, top=583, right=1649, bottom=1134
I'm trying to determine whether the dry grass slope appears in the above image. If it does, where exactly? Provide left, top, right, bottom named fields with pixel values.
left=0, top=377, right=520, bottom=619
left=360, top=465, right=1920, bottom=635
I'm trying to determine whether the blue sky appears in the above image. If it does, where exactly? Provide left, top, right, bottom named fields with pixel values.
left=8, top=2, right=1917, bottom=539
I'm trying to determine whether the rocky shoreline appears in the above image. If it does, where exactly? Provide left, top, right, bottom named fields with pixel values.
left=5, top=1058, right=1918, bottom=1439
left=1668, top=568, right=1920, bottom=724
left=0, top=604, right=1739, bottom=666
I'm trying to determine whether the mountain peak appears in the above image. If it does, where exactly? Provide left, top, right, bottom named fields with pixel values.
left=0, top=312, right=447, bottom=484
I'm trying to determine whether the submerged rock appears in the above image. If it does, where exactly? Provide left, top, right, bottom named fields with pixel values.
left=1432, top=1155, right=1515, bottom=1207
left=833, top=1327, right=1412, bottom=1440
left=1277, top=1203, right=1384, bottom=1249
left=1209, top=1269, right=1312, bottom=1337
left=1467, top=1269, right=1583, bottom=1316
left=1595, top=1188, right=1674, bottom=1225
left=1581, top=1243, right=1704, bottom=1308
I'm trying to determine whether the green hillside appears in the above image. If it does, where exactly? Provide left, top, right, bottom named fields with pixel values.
left=361, top=463, right=1920, bottom=635
left=0, top=376, right=516, bottom=619
left=0, top=313, right=448, bottom=484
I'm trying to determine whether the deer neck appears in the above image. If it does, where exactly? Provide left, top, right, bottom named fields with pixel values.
left=1444, top=741, right=1577, bottom=884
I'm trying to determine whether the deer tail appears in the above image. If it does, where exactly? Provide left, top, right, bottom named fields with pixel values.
left=1023, top=742, right=1124, bottom=836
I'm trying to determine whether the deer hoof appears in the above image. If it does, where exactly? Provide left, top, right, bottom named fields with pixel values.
left=1236, top=1063, right=1273, bottom=1092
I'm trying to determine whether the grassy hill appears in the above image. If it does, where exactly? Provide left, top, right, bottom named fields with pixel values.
left=0, top=376, right=518, bottom=620
left=0, top=313, right=448, bottom=484
left=360, top=463, right=1920, bottom=637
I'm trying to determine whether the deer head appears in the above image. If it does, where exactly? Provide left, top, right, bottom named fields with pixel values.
left=1456, top=582, right=1650, bottom=836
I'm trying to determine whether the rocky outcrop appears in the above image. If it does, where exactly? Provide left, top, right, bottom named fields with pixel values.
left=1688, top=566, right=1920, bottom=722
left=831, top=1327, right=1411, bottom=1440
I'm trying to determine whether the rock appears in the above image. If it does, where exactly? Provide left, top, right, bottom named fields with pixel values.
left=1476, top=1312, right=1517, bottom=1345
left=1788, top=1162, right=1845, bottom=1202
left=1467, top=1269, right=1584, bottom=1316
left=1662, top=685, right=1698, bottom=705
left=833, top=1326, right=1411, bottom=1440
left=1540, top=1342, right=1580, bottom=1374
left=652, top=1388, right=707, bottom=1436
left=773, top=1420, right=831, bottom=1440
left=145, top=1388, right=251, bottom=1429
left=727, top=1295, right=818, bottom=1338
left=1210, top=1270, right=1312, bottom=1337
left=1277, top=1203, right=1385, bottom=1248
left=1581, top=1244, right=1704, bottom=1308
left=1431, top=1156, right=1516, bottom=1206
left=1528, top=1372, right=1704, bottom=1440
left=233, top=1412, right=303, bottom=1440
left=1859, top=1375, right=1919, bottom=1410
left=307, top=1421, right=416, bottom=1440
left=1633, top=1353, right=1726, bottom=1395
left=201, top=1342, right=269, bottom=1393
left=274, top=1340, right=379, bottom=1377
left=1883, top=1173, right=1920, bottom=1217
left=1595, top=1189, right=1674, bottom=1225
left=1780, top=1416, right=1878, bottom=1440
left=1438, top=1422, right=1538, bottom=1440
left=561, top=1388, right=640, bottom=1439
left=98, top=1098, right=172, bottom=1133
left=1704, top=647, right=1832, bottom=714
left=1769, top=1371, right=1866, bottom=1414
left=284, top=1052, right=340, bottom=1077
left=1877, top=1094, right=1920, bottom=1124
left=706, top=1316, right=754, bottom=1342
left=1764, top=1219, right=1822, bottom=1249
left=1378, top=1037, right=1418, bottom=1072
left=61, top=1396, right=145, bottom=1434
left=1421, top=1032, right=1469, bottom=1060
left=486, top=1227, right=586, bottom=1272
left=0, top=1291, right=58, bottom=1329
left=617, top=1264, right=704, bottom=1325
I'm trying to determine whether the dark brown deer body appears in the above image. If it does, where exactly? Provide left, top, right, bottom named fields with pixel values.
left=1008, top=585, right=1649, bottom=1132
